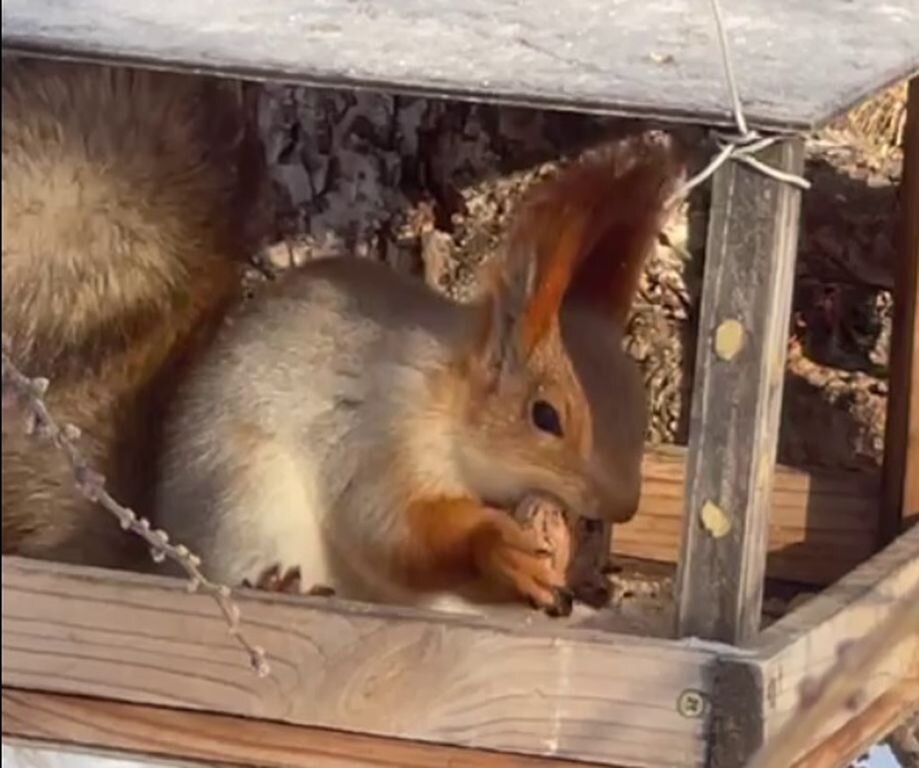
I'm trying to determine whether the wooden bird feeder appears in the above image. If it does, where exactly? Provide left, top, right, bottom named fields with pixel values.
left=2, top=1, right=918, bottom=766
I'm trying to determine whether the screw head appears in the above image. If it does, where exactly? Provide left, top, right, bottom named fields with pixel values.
left=677, top=689, right=708, bottom=718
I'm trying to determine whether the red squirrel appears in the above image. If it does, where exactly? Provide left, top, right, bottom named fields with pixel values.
left=153, top=133, right=682, bottom=615
left=2, top=57, right=263, bottom=568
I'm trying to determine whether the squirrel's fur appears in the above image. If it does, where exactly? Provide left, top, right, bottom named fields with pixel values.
left=1, top=57, right=261, bottom=567
left=154, top=132, right=682, bottom=614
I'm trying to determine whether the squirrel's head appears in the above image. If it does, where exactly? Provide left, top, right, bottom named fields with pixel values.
left=457, top=132, right=683, bottom=523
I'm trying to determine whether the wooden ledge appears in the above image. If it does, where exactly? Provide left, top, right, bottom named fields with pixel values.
left=791, top=680, right=919, bottom=768
left=2, top=523, right=916, bottom=767
left=1, top=555, right=721, bottom=768
left=753, top=524, right=919, bottom=761
left=621, top=446, right=878, bottom=586
left=2, top=690, right=613, bottom=768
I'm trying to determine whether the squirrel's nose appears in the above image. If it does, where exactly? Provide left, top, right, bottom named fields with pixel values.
left=588, top=465, right=640, bottom=524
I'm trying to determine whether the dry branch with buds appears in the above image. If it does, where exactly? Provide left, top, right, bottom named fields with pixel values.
left=1, top=337, right=270, bottom=677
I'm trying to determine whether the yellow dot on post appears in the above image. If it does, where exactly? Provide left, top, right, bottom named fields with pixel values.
left=700, top=501, right=731, bottom=538
left=714, top=319, right=745, bottom=361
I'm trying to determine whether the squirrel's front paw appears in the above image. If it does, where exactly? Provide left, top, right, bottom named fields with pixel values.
left=473, top=513, right=573, bottom=617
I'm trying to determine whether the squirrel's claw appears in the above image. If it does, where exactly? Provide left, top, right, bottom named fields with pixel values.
left=545, top=586, right=575, bottom=618
left=532, top=586, right=575, bottom=618
left=244, top=563, right=303, bottom=594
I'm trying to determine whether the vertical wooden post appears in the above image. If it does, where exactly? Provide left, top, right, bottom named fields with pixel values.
left=676, top=138, right=805, bottom=645
left=881, top=77, right=919, bottom=545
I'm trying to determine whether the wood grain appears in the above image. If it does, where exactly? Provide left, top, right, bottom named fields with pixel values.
left=675, top=139, right=805, bottom=644
left=1, top=690, right=612, bottom=768
left=754, top=523, right=919, bottom=762
left=621, top=447, right=878, bottom=586
left=1, top=0, right=917, bottom=131
left=3, top=529, right=916, bottom=768
left=791, top=681, right=919, bottom=768
left=0, top=556, right=716, bottom=768
left=881, top=77, right=919, bottom=544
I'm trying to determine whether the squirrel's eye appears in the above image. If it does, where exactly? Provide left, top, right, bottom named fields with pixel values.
left=531, top=399, right=563, bottom=437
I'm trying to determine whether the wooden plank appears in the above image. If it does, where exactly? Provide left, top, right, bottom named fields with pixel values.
left=705, top=524, right=919, bottom=766
left=0, top=556, right=726, bottom=768
left=790, top=680, right=919, bottom=768
left=1, top=0, right=917, bottom=131
left=881, top=76, right=919, bottom=544
left=620, top=447, right=877, bottom=586
left=753, top=523, right=919, bottom=763
left=1, top=690, right=612, bottom=768
left=675, top=139, right=805, bottom=644
left=707, top=656, right=767, bottom=768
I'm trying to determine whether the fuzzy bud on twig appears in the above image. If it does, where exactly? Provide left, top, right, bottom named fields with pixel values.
left=1, top=340, right=270, bottom=677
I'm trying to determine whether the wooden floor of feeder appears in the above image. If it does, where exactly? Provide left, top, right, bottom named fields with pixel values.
left=2, top=2, right=918, bottom=767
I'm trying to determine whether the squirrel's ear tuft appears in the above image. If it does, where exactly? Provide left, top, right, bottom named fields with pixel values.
left=478, top=132, right=683, bottom=380
left=476, top=131, right=685, bottom=371
left=563, top=133, right=685, bottom=327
